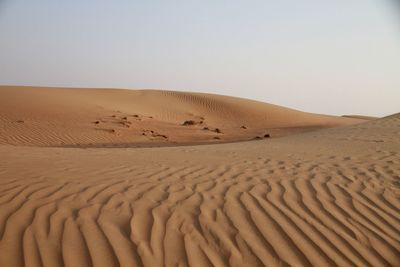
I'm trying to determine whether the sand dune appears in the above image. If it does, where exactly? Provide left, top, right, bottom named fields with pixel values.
left=0, top=86, right=367, bottom=147
left=0, top=87, right=399, bottom=267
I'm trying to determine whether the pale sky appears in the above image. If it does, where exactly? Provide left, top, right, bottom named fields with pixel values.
left=0, top=0, right=399, bottom=116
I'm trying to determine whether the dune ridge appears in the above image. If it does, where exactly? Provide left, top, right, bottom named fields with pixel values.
left=0, top=86, right=367, bottom=147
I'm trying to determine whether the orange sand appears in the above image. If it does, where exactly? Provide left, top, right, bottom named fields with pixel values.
left=0, top=86, right=398, bottom=267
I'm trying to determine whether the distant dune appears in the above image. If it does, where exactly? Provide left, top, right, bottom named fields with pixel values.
left=0, top=86, right=398, bottom=267
left=0, top=86, right=368, bottom=147
left=342, top=115, right=378, bottom=120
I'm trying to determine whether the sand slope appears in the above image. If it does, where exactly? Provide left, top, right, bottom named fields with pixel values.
left=0, top=98, right=399, bottom=267
left=0, top=86, right=366, bottom=147
left=0, top=87, right=398, bottom=266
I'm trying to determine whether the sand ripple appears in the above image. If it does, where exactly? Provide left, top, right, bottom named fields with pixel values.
left=0, top=148, right=399, bottom=266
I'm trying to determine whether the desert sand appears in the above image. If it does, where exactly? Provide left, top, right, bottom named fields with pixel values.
left=0, top=86, right=368, bottom=147
left=0, top=86, right=399, bottom=267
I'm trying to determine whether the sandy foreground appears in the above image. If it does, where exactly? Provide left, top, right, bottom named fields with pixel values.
left=0, top=87, right=399, bottom=267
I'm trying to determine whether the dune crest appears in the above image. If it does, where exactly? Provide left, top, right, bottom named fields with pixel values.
left=0, top=86, right=367, bottom=147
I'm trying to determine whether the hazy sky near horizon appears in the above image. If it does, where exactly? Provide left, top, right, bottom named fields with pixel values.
left=0, top=1, right=399, bottom=116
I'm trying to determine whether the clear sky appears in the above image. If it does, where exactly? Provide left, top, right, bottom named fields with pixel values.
left=0, top=0, right=399, bottom=116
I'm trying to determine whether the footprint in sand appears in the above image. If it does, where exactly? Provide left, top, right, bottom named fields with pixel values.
left=182, top=120, right=196, bottom=126
left=142, top=129, right=168, bottom=140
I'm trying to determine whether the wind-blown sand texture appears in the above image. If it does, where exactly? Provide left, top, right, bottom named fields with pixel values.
left=0, top=86, right=366, bottom=147
left=0, top=86, right=399, bottom=267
